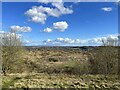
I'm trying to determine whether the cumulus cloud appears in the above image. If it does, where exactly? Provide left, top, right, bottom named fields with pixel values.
left=25, top=2, right=73, bottom=24
left=88, top=34, right=119, bottom=45
left=53, top=21, right=68, bottom=32
left=55, top=38, right=87, bottom=44
left=42, top=37, right=87, bottom=45
left=43, top=28, right=53, bottom=33
left=38, top=0, right=52, bottom=4
left=23, top=40, right=34, bottom=45
left=42, top=34, right=119, bottom=46
left=51, top=2, right=73, bottom=15
left=42, top=39, right=52, bottom=44
left=38, top=0, right=62, bottom=3
left=101, top=7, right=112, bottom=12
left=56, top=38, right=75, bottom=43
left=21, top=34, right=119, bottom=46
left=10, top=25, right=32, bottom=32
left=42, top=21, right=68, bottom=32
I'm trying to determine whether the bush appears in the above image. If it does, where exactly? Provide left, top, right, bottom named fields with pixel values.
left=61, top=61, right=89, bottom=75
left=1, top=32, right=25, bottom=74
left=88, top=46, right=118, bottom=75
left=37, top=60, right=89, bottom=75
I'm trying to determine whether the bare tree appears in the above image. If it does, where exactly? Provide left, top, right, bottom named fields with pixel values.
left=1, top=31, right=24, bottom=75
left=88, top=38, right=118, bottom=75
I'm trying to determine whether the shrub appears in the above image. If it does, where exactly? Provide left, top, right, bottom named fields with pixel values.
left=1, top=32, right=25, bottom=75
left=88, top=46, right=118, bottom=75
left=61, top=61, right=89, bottom=75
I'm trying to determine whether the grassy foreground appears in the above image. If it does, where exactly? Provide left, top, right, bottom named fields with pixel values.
left=2, top=73, right=120, bottom=89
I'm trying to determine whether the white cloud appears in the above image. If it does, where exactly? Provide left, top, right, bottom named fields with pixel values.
left=88, top=34, right=119, bottom=45
left=75, top=39, right=87, bottom=44
left=42, top=21, right=68, bottom=32
left=53, top=21, right=68, bottom=32
left=23, top=40, right=33, bottom=44
left=43, top=37, right=87, bottom=45
left=56, top=38, right=64, bottom=41
left=63, top=38, right=75, bottom=44
left=25, top=2, right=73, bottom=24
left=25, top=6, right=47, bottom=24
left=42, top=34, right=119, bottom=46
left=46, top=39, right=52, bottom=42
left=38, top=0, right=51, bottom=4
left=43, top=28, right=53, bottom=32
left=42, top=39, right=52, bottom=44
left=55, top=38, right=74, bottom=43
left=38, top=0, right=63, bottom=4
left=10, top=25, right=32, bottom=32
left=51, top=2, right=73, bottom=15
left=101, top=7, right=112, bottom=12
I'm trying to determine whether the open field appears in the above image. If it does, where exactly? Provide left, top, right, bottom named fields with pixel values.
left=2, top=46, right=120, bottom=89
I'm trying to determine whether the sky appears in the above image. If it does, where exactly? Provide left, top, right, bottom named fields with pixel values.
left=1, top=2, right=119, bottom=46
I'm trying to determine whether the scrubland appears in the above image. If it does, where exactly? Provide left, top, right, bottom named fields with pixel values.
left=1, top=46, right=120, bottom=89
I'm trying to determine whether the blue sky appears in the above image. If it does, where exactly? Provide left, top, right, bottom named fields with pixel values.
left=2, top=2, right=118, bottom=46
